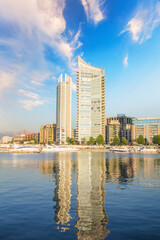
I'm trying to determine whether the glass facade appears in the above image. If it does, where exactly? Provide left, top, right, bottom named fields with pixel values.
left=77, top=56, right=105, bottom=142
left=133, top=118, right=160, bottom=125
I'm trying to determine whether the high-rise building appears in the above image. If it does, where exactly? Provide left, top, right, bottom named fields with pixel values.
left=40, top=124, right=56, bottom=144
left=106, top=114, right=132, bottom=143
left=76, top=56, right=105, bottom=143
left=56, top=74, right=71, bottom=144
left=132, top=117, right=160, bottom=144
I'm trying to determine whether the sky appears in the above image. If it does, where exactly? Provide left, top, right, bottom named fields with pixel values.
left=0, top=0, right=160, bottom=135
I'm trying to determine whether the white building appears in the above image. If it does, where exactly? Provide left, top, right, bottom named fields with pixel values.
left=56, top=74, right=71, bottom=144
left=0, top=136, right=13, bottom=144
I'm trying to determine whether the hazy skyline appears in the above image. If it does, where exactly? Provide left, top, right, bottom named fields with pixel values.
left=0, top=0, right=160, bottom=133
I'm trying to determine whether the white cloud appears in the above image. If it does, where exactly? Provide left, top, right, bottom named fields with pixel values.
left=19, top=100, right=44, bottom=111
left=71, top=82, right=77, bottom=92
left=19, top=89, right=40, bottom=100
left=81, top=0, right=105, bottom=24
left=0, top=70, right=15, bottom=94
left=120, top=3, right=160, bottom=43
left=123, top=54, right=128, bottom=67
left=0, top=0, right=82, bottom=69
left=31, top=81, right=44, bottom=86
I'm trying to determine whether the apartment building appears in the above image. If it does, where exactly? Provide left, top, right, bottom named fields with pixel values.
left=132, top=117, right=160, bottom=144
left=76, top=56, right=105, bottom=142
left=40, top=124, right=56, bottom=144
left=56, top=74, right=71, bottom=144
left=106, top=114, right=132, bottom=143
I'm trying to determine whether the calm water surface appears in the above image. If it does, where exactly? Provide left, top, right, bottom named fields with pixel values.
left=0, top=152, right=160, bottom=240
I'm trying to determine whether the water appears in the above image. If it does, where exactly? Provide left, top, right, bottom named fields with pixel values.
left=0, top=152, right=160, bottom=240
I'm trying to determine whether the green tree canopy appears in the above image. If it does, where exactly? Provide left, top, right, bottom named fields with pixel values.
left=121, top=137, right=128, bottom=145
left=89, top=137, right=95, bottom=145
left=82, top=137, right=87, bottom=144
left=66, top=137, right=71, bottom=144
left=113, top=136, right=120, bottom=145
left=96, top=135, right=104, bottom=145
left=152, top=135, right=160, bottom=145
left=70, top=138, right=77, bottom=145
left=137, top=135, right=145, bottom=145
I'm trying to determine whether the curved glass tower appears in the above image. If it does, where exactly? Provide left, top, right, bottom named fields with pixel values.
left=76, top=56, right=105, bottom=142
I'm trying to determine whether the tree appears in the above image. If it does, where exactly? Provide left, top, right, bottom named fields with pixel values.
left=121, top=137, right=128, bottom=145
left=48, top=141, right=56, bottom=145
left=137, top=135, right=145, bottom=145
left=89, top=137, right=95, bottom=145
left=96, top=135, right=104, bottom=145
left=70, top=138, right=77, bottom=145
left=66, top=137, right=71, bottom=144
left=113, top=136, right=120, bottom=145
left=152, top=135, right=160, bottom=145
left=34, top=139, right=39, bottom=144
left=82, top=137, right=87, bottom=145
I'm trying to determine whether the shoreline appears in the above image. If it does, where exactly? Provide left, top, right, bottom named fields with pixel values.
left=0, top=144, right=159, bottom=154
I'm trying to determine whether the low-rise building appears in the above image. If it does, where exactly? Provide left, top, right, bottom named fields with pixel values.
left=106, top=114, right=132, bottom=143
left=13, top=135, right=25, bottom=142
left=132, top=117, right=160, bottom=144
left=25, top=133, right=39, bottom=143
left=0, top=136, right=13, bottom=144
left=106, top=120, right=120, bottom=144
left=40, top=124, right=56, bottom=144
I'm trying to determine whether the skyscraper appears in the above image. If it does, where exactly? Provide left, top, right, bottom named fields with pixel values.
left=76, top=56, right=105, bottom=143
left=56, top=74, right=71, bottom=144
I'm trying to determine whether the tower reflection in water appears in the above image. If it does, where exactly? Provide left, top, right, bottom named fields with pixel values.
left=53, top=152, right=72, bottom=232
left=75, top=152, right=110, bottom=239
left=52, top=152, right=110, bottom=239
left=38, top=153, right=160, bottom=239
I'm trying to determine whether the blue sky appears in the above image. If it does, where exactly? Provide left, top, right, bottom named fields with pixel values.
left=0, top=0, right=160, bottom=134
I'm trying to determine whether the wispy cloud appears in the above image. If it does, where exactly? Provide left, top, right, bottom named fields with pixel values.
left=0, top=0, right=82, bottom=80
left=0, top=70, right=15, bottom=95
left=81, top=0, right=105, bottom=24
left=19, top=100, right=44, bottom=111
left=71, top=82, right=77, bottom=92
left=120, top=2, right=160, bottom=44
left=18, top=89, right=40, bottom=100
left=123, top=54, right=128, bottom=67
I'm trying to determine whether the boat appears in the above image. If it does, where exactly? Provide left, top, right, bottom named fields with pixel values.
left=42, top=145, right=78, bottom=152
left=110, top=147, right=129, bottom=153
left=10, top=144, right=40, bottom=153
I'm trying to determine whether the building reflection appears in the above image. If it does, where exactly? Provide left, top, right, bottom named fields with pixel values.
left=52, top=152, right=110, bottom=239
left=49, top=152, right=160, bottom=238
left=105, top=157, right=134, bottom=184
left=75, top=152, right=110, bottom=240
left=53, top=152, right=72, bottom=232
left=105, top=156, right=160, bottom=187
left=39, top=160, right=54, bottom=174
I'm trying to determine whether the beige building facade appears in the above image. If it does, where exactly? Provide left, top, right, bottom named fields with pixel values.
left=106, top=114, right=132, bottom=143
left=56, top=74, right=71, bottom=144
left=106, top=120, right=120, bottom=144
left=40, top=124, right=56, bottom=144
left=132, top=117, right=160, bottom=144
left=76, top=56, right=105, bottom=143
